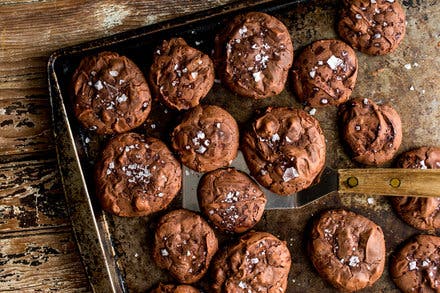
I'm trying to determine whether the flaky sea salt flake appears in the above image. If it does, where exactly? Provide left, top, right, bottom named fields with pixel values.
left=327, top=55, right=344, bottom=70
left=253, top=71, right=262, bottom=82
left=283, top=167, right=299, bottom=182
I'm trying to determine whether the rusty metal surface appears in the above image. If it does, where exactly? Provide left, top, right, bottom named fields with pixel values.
left=49, top=0, right=440, bottom=292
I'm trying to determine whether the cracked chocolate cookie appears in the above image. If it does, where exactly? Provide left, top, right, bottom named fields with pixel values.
left=198, top=167, right=266, bottom=233
left=171, top=105, right=239, bottom=173
left=153, top=209, right=218, bottom=284
left=95, top=133, right=181, bottom=217
left=214, top=12, right=294, bottom=99
left=338, top=97, right=402, bottom=165
left=211, top=231, right=291, bottom=293
left=241, top=107, right=326, bottom=195
left=150, top=283, right=200, bottom=293
left=308, top=209, right=386, bottom=292
left=391, top=147, right=440, bottom=231
left=291, top=39, right=358, bottom=107
left=391, top=234, right=440, bottom=293
left=72, top=51, right=151, bottom=134
left=149, top=38, right=214, bottom=111
left=338, top=0, right=406, bottom=55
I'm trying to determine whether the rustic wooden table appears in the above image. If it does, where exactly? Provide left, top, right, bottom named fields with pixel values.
left=0, top=1, right=236, bottom=291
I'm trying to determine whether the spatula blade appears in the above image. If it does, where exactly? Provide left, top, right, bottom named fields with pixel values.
left=294, top=167, right=338, bottom=208
left=182, top=151, right=338, bottom=211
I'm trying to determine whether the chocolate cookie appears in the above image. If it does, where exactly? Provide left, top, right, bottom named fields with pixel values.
left=291, top=39, right=358, bottom=107
left=338, top=0, right=406, bottom=55
left=150, top=283, right=200, bottom=293
left=214, top=12, right=294, bottom=99
left=211, top=232, right=291, bottom=293
left=308, top=209, right=386, bottom=292
left=153, top=209, right=218, bottom=284
left=391, top=147, right=440, bottom=231
left=198, top=168, right=266, bottom=233
left=72, top=51, right=151, bottom=134
left=390, top=234, right=440, bottom=293
left=241, top=107, right=326, bottom=195
left=95, top=133, right=181, bottom=217
left=171, top=105, right=239, bottom=173
left=149, top=38, right=215, bottom=111
left=338, top=97, right=402, bottom=165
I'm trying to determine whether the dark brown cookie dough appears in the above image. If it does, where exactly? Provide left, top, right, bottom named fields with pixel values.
left=211, top=232, right=291, bottom=293
left=391, top=147, right=440, bottom=231
left=390, top=234, right=440, bottom=293
left=72, top=51, right=151, bottom=134
left=198, top=168, right=266, bottom=233
left=95, top=133, right=181, bottom=217
left=308, top=209, right=386, bottom=292
left=241, top=107, right=326, bottom=195
left=292, top=39, right=358, bottom=107
left=149, top=38, right=214, bottom=111
left=153, top=209, right=218, bottom=284
left=338, top=97, right=402, bottom=165
left=150, top=283, right=200, bottom=293
left=338, top=0, right=406, bottom=55
left=214, top=12, right=294, bottom=99
left=171, top=105, right=239, bottom=173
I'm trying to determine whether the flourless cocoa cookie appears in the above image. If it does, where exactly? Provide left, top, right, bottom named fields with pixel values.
left=72, top=51, right=151, bottom=134
left=214, top=12, right=294, bottom=99
left=391, top=147, right=440, bottom=231
left=150, top=283, right=200, bottom=293
left=390, top=234, right=440, bottom=293
left=211, top=232, right=291, bottom=293
left=338, top=0, right=406, bottom=55
left=95, top=133, right=181, bottom=217
left=149, top=38, right=214, bottom=111
left=153, top=209, right=218, bottom=284
left=308, top=209, right=386, bottom=292
left=292, top=39, right=358, bottom=107
left=171, top=105, right=239, bottom=173
left=338, top=97, right=402, bottom=165
left=198, top=168, right=266, bottom=233
left=241, top=107, right=326, bottom=195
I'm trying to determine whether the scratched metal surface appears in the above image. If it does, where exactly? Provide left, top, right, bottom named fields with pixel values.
left=49, top=0, right=440, bottom=292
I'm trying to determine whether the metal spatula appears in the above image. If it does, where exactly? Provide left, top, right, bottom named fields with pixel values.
left=182, top=151, right=440, bottom=211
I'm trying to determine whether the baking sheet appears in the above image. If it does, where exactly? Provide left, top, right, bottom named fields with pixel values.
left=48, top=0, right=440, bottom=292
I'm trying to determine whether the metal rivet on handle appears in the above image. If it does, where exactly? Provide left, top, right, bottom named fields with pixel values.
left=390, top=178, right=401, bottom=188
left=347, top=176, right=358, bottom=188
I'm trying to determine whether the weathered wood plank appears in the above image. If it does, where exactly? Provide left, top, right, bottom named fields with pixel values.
left=0, top=159, right=68, bottom=232
left=0, top=230, right=90, bottom=292
left=0, top=96, right=54, bottom=156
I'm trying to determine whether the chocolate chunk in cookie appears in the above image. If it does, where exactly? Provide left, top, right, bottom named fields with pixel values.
left=308, top=209, right=386, bottom=292
left=391, top=147, right=440, bottom=231
left=198, top=168, right=266, bottom=233
left=211, top=232, right=291, bottom=293
left=241, top=107, right=326, bottom=195
left=292, top=39, right=358, bottom=107
left=391, top=234, right=440, bottom=293
left=338, top=0, right=406, bottom=55
left=214, top=12, right=294, bottom=99
left=72, top=51, right=151, bottom=134
left=150, top=283, right=200, bottom=293
left=149, top=38, right=215, bottom=111
left=153, top=209, right=218, bottom=284
left=171, top=105, right=239, bottom=173
left=338, top=97, right=402, bottom=165
left=95, top=133, right=181, bottom=217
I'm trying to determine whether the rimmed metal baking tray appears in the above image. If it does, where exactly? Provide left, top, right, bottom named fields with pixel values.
left=48, top=0, right=439, bottom=292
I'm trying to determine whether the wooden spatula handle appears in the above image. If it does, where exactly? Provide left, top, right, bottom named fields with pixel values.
left=338, top=169, right=440, bottom=197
